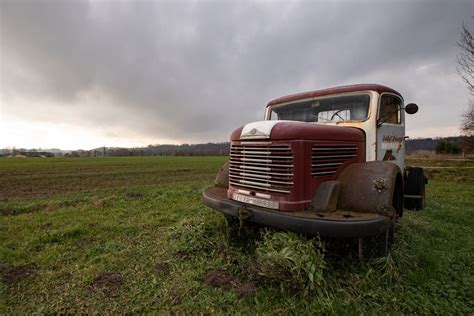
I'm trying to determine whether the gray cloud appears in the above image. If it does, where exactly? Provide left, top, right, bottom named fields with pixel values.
left=1, top=0, right=473, bottom=145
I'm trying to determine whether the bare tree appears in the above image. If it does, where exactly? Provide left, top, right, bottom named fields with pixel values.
left=457, top=21, right=474, bottom=94
left=461, top=104, right=474, bottom=136
left=457, top=21, right=474, bottom=152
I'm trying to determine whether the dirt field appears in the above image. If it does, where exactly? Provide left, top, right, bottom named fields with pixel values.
left=0, top=157, right=473, bottom=313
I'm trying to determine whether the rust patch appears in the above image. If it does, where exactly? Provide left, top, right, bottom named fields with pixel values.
left=90, top=272, right=123, bottom=294
left=0, top=263, right=37, bottom=286
left=373, top=178, right=387, bottom=192
left=374, top=204, right=394, bottom=217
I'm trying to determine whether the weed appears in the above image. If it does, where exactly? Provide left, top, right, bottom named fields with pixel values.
left=255, top=230, right=326, bottom=292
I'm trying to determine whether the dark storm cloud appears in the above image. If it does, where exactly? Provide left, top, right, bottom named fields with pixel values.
left=1, top=0, right=472, bottom=143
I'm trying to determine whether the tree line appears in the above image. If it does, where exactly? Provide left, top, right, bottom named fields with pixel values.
left=63, top=143, right=231, bottom=157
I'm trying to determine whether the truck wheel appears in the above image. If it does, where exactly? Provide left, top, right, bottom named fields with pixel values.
left=361, top=177, right=401, bottom=258
left=404, top=167, right=426, bottom=210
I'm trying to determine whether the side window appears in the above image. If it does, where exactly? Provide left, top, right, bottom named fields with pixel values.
left=379, top=95, right=401, bottom=124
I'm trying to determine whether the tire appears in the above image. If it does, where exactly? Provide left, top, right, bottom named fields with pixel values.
left=393, top=174, right=404, bottom=217
left=360, top=195, right=398, bottom=258
left=360, top=222, right=393, bottom=258
left=361, top=177, right=401, bottom=258
left=404, top=167, right=426, bottom=210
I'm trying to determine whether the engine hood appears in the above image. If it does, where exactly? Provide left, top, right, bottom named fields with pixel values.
left=231, top=120, right=365, bottom=142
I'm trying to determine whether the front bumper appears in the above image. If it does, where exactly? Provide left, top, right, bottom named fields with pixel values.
left=202, top=186, right=390, bottom=238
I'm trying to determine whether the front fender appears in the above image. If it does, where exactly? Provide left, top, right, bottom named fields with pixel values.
left=214, top=162, right=229, bottom=189
left=336, top=161, right=402, bottom=217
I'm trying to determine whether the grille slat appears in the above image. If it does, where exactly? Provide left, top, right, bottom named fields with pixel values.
left=230, top=176, right=294, bottom=186
left=230, top=153, right=293, bottom=159
left=229, top=143, right=293, bottom=194
left=229, top=167, right=293, bottom=177
left=231, top=146, right=290, bottom=151
left=229, top=159, right=294, bottom=168
left=312, top=144, right=358, bottom=177
left=313, top=147, right=356, bottom=151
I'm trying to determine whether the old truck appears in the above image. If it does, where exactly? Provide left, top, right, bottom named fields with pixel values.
left=202, top=84, right=426, bottom=256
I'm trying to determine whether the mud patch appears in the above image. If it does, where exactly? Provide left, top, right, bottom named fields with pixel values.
left=202, top=269, right=257, bottom=297
left=90, top=272, right=123, bottom=295
left=74, top=237, right=95, bottom=247
left=0, top=263, right=37, bottom=286
left=203, top=269, right=233, bottom=290
left=155, top=262, right=171, bottom=275
left=236, top=282, right=257, bottom=298
left=126, top=192, right=144, bottom=200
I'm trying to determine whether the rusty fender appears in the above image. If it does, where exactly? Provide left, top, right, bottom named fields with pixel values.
left=336, top=161, right=402, bottom=217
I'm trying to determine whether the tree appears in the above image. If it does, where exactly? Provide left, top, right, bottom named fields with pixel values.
left=457, top=21, right=474, bottom=94
left=457, top=20, right=474, bottom=152
left=461, top=104, right=474, bottom=136
left=435, top=139, right=461, bottom=155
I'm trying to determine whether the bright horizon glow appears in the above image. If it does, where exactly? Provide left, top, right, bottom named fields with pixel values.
left=0, top=117, right=182, bottom=150
left=0, top=115, right=461, bottom=150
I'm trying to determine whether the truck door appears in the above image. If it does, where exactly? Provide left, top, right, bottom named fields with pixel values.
left=376, top=93, right=405, bottom=169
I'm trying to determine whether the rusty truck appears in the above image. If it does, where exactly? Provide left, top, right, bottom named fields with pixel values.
left=202, top=84, right=426, bottom=257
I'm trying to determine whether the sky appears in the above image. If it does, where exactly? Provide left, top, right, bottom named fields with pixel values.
left=0, top=0, right=473, bottom=150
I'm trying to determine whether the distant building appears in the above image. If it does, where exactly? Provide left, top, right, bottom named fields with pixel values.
left=18, top=151, right=55, bottom=158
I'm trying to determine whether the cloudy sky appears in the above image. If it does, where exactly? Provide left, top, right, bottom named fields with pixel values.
left=0, top=0, right=472, bottom=149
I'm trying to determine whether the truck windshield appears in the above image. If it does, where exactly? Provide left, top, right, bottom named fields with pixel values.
left=268, top=94, right=370, bottom=123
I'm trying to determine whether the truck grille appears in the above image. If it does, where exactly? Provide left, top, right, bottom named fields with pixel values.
left=312, top=144, right=357, bottom=176
left=229, top=143, right=293, bottom=194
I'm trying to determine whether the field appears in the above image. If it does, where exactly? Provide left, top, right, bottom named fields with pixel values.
left=1, top=157, right=473, bottom=313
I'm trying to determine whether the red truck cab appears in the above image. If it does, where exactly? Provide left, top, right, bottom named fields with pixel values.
left=203, top=84, right=425, bottom=257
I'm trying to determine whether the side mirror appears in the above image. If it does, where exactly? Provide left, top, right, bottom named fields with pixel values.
left=404, top=103, right=418, bottom=115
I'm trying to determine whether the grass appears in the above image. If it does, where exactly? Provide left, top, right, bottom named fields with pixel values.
left=0, top=156, right=473, bottom=313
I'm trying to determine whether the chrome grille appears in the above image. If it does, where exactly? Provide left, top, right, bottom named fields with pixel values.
left=312, top=144, right=358, bottom=176
left=229, top=143, right=293, bottom=194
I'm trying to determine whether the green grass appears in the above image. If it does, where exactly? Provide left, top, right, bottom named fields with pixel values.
left=0, top=157, right=473, bottom=313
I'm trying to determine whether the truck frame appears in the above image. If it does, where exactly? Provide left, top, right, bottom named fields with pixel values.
left=203, top=84, right=426, bottom=257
